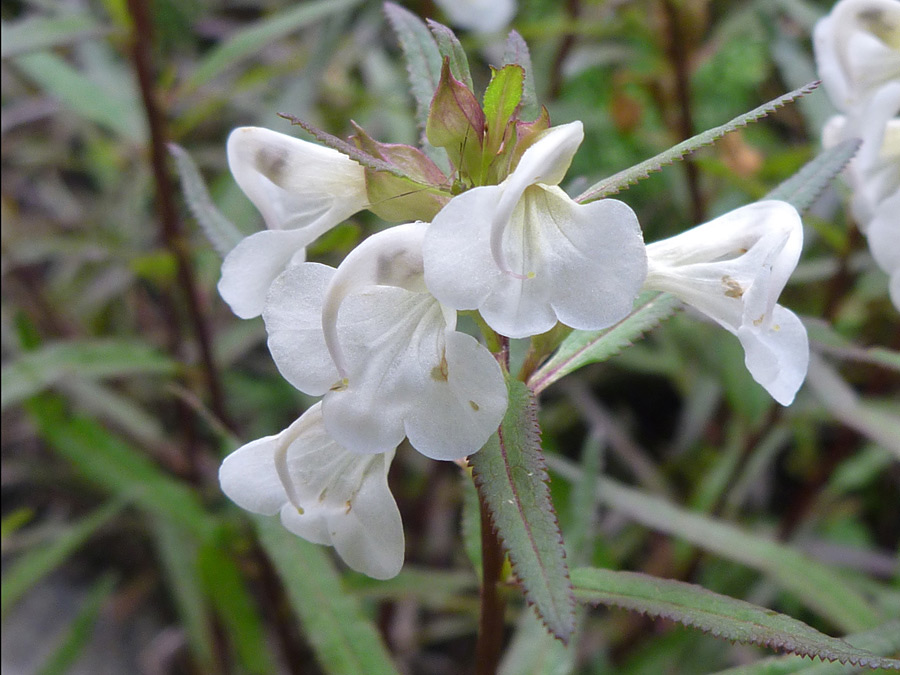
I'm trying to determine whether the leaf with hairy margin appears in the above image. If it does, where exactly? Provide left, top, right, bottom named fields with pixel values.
left=469, top=377, right=576, bottom=642
left=384, top=2, right=443, bottom=132
left=427, top=19, right=473, bottom=91
left=528, top=292, right=682, bottom=395
left=571, top=568, right=899, bottom=670
left=502, top=30, right=539, bottom=122
left=576, top=81, right=821, bottom=203
left=169, top=143, right=242, bottom=257
left=765, top=138, right=860, bottom=213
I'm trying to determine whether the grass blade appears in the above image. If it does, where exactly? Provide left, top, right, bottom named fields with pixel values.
left=255, top=517, right=400, bottom=675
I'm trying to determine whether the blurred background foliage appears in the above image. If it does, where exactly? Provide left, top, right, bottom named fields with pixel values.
left=1, top=0, right=898, bottom=673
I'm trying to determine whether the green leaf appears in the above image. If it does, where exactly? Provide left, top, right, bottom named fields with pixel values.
left=546, top=455, right=881, bottom=633
left=35, top=574, right=118, bottom=675
left=149, top=519, right=216, bottom=669
left=502, top=30, right=539, bottom=122
left=711, top=620, right=900, bottom=674
left=27, top=397, right=218, bottom=541
left=528, top=292, right=682, bottom=395
left=499, top=608, right=579, bottom=675
left=10, top=51, right=146, bottom=142
left=185, top=0, right=362, bottom=91
left=1, top=500, right=125, bottom=620
left=255, top=517, right=400, bottom=675
left=427, top=19, right=473, bottom=91
left=169, top=143, right=243, bottom=257
left=469, top=378, right=576, bottom=642
left=571, top=568, right=899, bottom=669
left=198, top=541, right=277, bottom=675
left=2, top=340, right=177, bottom=412
left=576, top=81, right=820, bottom=203
left=384, top=2, right=443, bottom=132
left=482, top=64, right=525, bottom=160
left=764, top=138, right=860, bottom=213
left=1, top=15, right=104, bottom=59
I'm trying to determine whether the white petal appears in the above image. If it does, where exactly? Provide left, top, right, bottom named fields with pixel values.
left=403, top=330, right=507, bottom=460
left=492, top=122, right=585, bottom=271
left=274, top=405, right=404, bottom=579
left=866, top=189, right=900, bottom=310
left=218, top=228, right=311, bottom=319
left=737, top=305, right=809, bottom=406
left=424, top=185, right=508, bottom=311
left=264, top=262, right=341, bottom=395
left=322, top=286, right=507, bottom=459
left=219, top=432, right=289, bottom=516
left=227, top=126, right=368, bottom=233
left=322, top=223, right=429, bottom=377
left=322, top=288, right=441, bottom=455
left=425, top=183, right=647, bottom=338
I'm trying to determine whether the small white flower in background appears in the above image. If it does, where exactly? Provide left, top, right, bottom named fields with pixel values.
left=813, top=0, right=900, bottom=114
left=433, top=0, right=516, bottom=33
left=218, top=127, right=368, bottom=319
left=866, top=189, right=900, bottom=309
left=423, top=121, right=647, bottom=339
left=644, top=201, right=809, bottom=406
left=219, top=402, right=404, bottom=579
left=264, top=223, right=508, bottom=461
left=822, top=81, right=900, bottom=229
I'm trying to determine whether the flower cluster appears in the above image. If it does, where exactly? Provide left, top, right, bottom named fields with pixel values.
left=814, top=0, right=900, bottom=308
left=217, top=45, right=810, bottom=577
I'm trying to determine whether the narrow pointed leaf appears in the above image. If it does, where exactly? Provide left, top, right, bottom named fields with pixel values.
left=572, top=568, right=899, bottom=669
left=483, top=65, right=524, bottom=159
left=764, top=138, right=861, bottom=212
left=427, top=19, right=473, bottom=91
left=712, top=620, right=900, bottom=674
left=185, top=0, right=361, bottom=90
left=1, top=15, right=104, bottom=59
left=197, top=542, right=277, bottom=675
left=278, top=113, right=426, bottom=182
left=502, top=30, right=539, bottom=122
left=2, top=340, right=177, bottom=412
left=529, top=292, right=682, bottom=395
left=576, top=81, right=821, bottom=203
left=469, top=378, right=576, bottom=642
left=384, top=2, right=443, bottom=132
left=547, top=456, right=880, bottom=633
left=1, top=501, right=124, bottom=620
left=169, top=143, right=243, bottom=257
left=36, top=574, right=118, bottom=675
left=255, top=517, right=400, bottom=675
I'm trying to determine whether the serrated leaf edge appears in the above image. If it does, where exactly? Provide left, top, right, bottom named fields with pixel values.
left=576, top=81, right=821, bottom=202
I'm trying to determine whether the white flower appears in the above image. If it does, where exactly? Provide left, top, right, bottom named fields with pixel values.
left=823, top=82, right=900, bottom=228
left=434, top=0, right=516, bottom=33
left=264, top=223, right=508, bottom=461
left=867, top=188, right=900, bottom=309
left=219, top=402, right=404, bottom=579
left=813, top=0, right=900, bottom=114
left=423, top=121, right=647, bottom=339
left=218, top=127, right=368, bottom=319
left=644, top=201, right=809, bottom=406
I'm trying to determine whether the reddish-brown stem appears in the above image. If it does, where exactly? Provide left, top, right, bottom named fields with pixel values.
left=661, top=0, right=705, bottom=224
left=126, top=0, right=231, bottom=440
left=475, top=486, right=506, bottom=675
